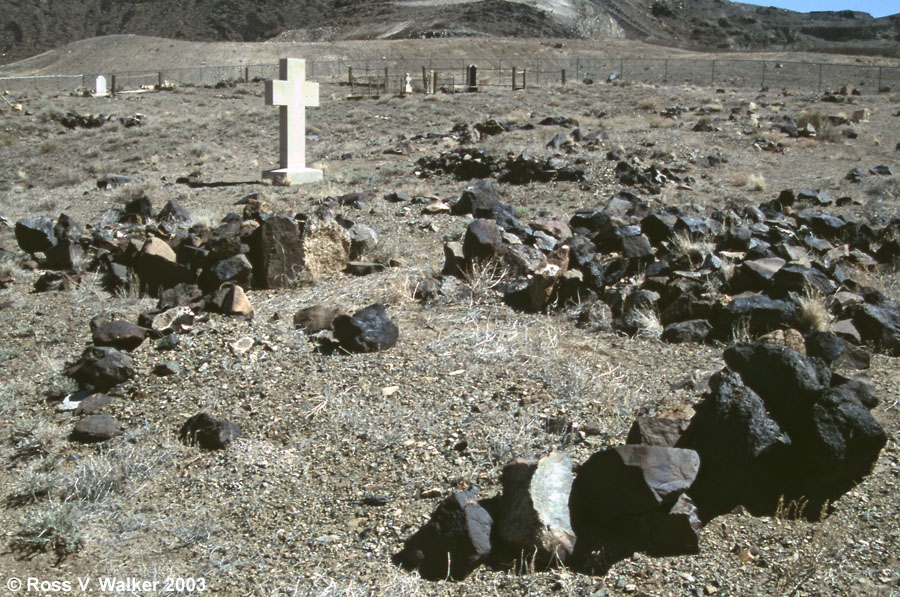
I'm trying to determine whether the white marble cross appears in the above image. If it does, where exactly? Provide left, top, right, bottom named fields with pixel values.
left=262, top=58, right=322, bottom=185
left=95, top=75, right=107, bottom=97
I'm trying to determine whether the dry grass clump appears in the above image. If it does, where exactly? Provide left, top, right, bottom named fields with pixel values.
left=462, top=258, right=509, bottom=304
left=10, top=500, right=85, bottom=560
left=637, top=97, right=662, bottom=111
left=865, top=176, right=900, bottom=201
left=730, top=170, right=767, bottom=191
left=632, top=307, right=663, bottom=340
left=794, top=289, right=832, bottom=332
left=670, top=230, right=715, bottom=266
left=797, top=112, right=841, bottom=143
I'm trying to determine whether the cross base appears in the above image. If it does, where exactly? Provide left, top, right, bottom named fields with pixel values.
left=262, top=167, right=323, bottom=186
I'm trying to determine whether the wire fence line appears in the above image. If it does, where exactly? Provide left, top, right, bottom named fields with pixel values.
left=2, top=56, right=898, bottom=96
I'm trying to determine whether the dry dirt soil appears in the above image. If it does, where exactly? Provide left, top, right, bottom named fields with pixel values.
left=0, top=38, right=899, bottom=596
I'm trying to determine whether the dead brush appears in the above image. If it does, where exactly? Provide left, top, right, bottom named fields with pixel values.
left=670, top=230, right=714, bottom=267
left=794, top=288, right=833, bottom=332
left=461, top=258, right=509, bottom=304
left=631, top=307, right=663, bottom=340
left=10, top=500, right=85, bottom=560
left=730, top=170, right=767, bottom=192
left=797, top=112, right=841, bottom=143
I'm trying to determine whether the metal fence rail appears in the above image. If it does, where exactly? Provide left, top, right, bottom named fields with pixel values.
left=2, top=57, right=898, bottom=96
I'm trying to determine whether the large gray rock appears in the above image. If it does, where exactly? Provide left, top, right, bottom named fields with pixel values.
left=333, top=303, right=398, bottom=352
left=91, top=320, right=147, bottom=352
left=849, top=303, right=900, bottom=355
left=463, top=219, right=503, bottom=263
left=15, top=217, right=56, bottom=254
left=71, top=414, right=124, bottom=443
left=626, top=417, right=690, bottom=448
left=570, top=445, right=700, bottom=559
left=249, top=215, right=304, bottom=288
left=179, top=413, right=241, bottom=450
left=393, top=489, right=493, bottom=580
left=68, top=346, right=136, bottom=391
left=452, top=178, right=501, bottom=215
left=293, top=305, right=341, bottom=333
left=497, top=452, right=576, bottom=565
left=723, top=342, right=831, bottom=426
left=792, top=387, right=887, bottom=490
left=571, top=445, right=699, bottom=524
left=200, top=253, right=253, bottom=292
left=677, top=371, right=792, bottom=518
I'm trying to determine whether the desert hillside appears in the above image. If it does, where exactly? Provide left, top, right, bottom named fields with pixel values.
left=2, top=0, right=899, bottom=66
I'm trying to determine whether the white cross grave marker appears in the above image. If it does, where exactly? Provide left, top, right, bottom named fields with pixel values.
left=262, top=58, right=323, bottom=185
left=95, top=75, right=107, bottom=97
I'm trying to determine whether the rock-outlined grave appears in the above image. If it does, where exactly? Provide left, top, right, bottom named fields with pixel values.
left=395, top=341, right=887, bottom=580
left=424, top=177, right=900, bottom=360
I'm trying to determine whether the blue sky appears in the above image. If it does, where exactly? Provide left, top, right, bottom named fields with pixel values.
left=738, top=0, right=898, bottom=18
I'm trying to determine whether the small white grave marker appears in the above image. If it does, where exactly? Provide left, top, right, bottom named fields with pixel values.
left=262, top=58, right=322, bottom=185
left=404, top=73, right=413, bottom=94
left=95, top=75, right=107, bottom=97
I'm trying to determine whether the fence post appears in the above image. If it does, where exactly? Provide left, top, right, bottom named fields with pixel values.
left=158, top=72, right=163, bottom=88
left=710, top=60, right=715, bottom=87
left=576, top=57, right=580, bottom=81
left=817, top=63, right=823, bottom=93
left=561, top=68, right=566, bottom=85
left=384, top=67, right=389, bottom=94
left=348, top=66, right=353, bottom=86
left=245, top=67, right=249, bottom=83
left=432, top=70, right=438, bottom=94
left=512, top=67, right=516, bottom=90
left=111, top=75, right=116, bottom=95
left=664, top=59, right=668, bottom=84
left=761, top=62, right=766, bottom=88
left=878, top=66, right=883, bottom=91
left=620, top=57, right=624, bottom=80
left=422, top=66, right=428, bottom=92
left=522, top=69, right=527, bottom=89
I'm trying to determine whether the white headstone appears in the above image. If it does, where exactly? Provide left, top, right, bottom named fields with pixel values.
left=262, top=58, right=323, bottom=185
left=95, top=75, right=107, bottom=97
left=404, top=73, right=413, bottom=95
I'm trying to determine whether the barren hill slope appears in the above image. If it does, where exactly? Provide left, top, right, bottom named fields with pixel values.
left=2, top=0, right=899, bottom=66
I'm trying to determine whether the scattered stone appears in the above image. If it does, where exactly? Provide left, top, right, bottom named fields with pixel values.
left=723, top=342, right=831, bottom=424
left=463, top=219, right=503, bottom=263
left=71, top=414, right=125, bottom=443
left=393, top=489, right=492, bottom=580
left=73, top=393, right=115, bottom=415
left=141, top=306, right=195, bottom=336
left=153, top=360, right=180, bottom=376
left=626, top=417, right=690, bottom=447
left=662, top=319, right=712, bottom=344
left=678, top=370, right=791, bottom=518
left=300, top=214, right=351, bottom=277
left=249, top=215, right=305, bottom=288
left=91, top=320, right=147, bottom=351
left=96, top=174, right=137, bottom=189
left=179, top=412, right=242, bottom=450
left=496, top=452, right=576, bottom=565
left=67, top=346, right=136, bottom=391
left=294, top=305, right=341, bottom=333
left=14, top=217, right=56, bottom=255
left=211, top=285, right=254, bottom=318
left=333, top=303, right=399, bottom=352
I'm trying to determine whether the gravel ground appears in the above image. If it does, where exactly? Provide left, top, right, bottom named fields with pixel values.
left=0, top=51, right=898, bottom=596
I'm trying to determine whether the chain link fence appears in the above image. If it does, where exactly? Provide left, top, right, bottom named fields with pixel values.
left=2, top=57, right=898, bottom=96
